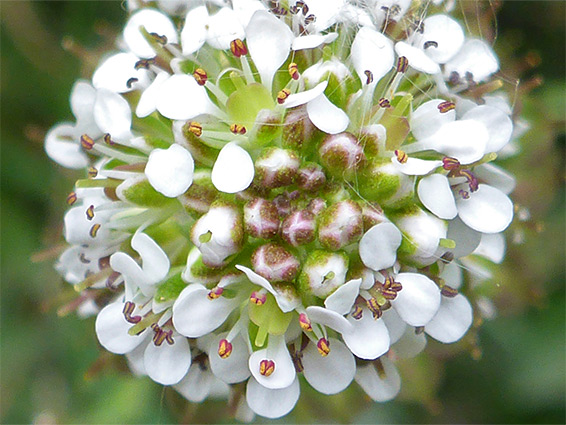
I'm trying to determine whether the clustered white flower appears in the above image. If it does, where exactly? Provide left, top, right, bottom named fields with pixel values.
left=46, top=0, right=520, bottom=420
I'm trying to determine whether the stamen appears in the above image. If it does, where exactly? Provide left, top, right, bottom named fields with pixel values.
left=123, top=301, right=142, bottom=324
left=415, top=326, right=425, bottom=335
left=88, top=167, right=98, bottom=178
left=106, top=271, right=121, bottom=290
left=193, top=68, right=208, bottom=86
left=304, top=14, right=316, bottom=25
left=291, top=350, right=304, bottom=372
left=66, top=192, right=77, bottom=206
left=440, top=251, right=454, bottom=263
left=250, top=291, right=267, bottom=306
left=459, top=189, right=470, bottom=200
left=187, top=121, right=203, bottom=137
left=259, top=359, right=276, bottom=377
left=80, top=134, right=95, bottom=150
left=134, top=57, right=156, bottom=70
left=437, top=101, right=456, bottom=113
left=230, top=123, right=247, bottom=135
left=79, top=252, right=90, bottom=264
left=381, top=288, right=398, bottom=300
left=423, top=40, right=439, bottom=49
left=396, top=56, right=409, bottom=73
left=317, top=338, right=330, bottom=356
left=384, top=276, right=402, bottom=292
left=207, top=286, right=224, bottom=300
left=442, top=156, right=460, bottom=171
left=230, top=39, right=248, bottom=57
left=459, top=169, right=479, bottom=192
left=288, top=62, right=300, bottom=80
left=85, top=205, right=95, bottom=221
left=152, top=325, right=174, bottom=346
left=364, top=70, right=374, bottom=85
left=277, top=88, right=291, bottom=104
left=218, top=338, right=233, bottom=359
left=150, top=32, right=168, bottom=45
left=299, top=313, right=313, bottom=332
left=126, top=77, right=138, bottom=89
left=89, top=223, right=101, bottom=238
left=351, top=305, right=363, bottom=320
left=378, top=98, right=391, bottom=108
left=366, top=297, right=383, bottom=319
left=103, top=133, right=115, bottom=145
left=441, top=285, right=459, bottom=298
left=300, top=1, right=309, bottom=14
left=394, top=149, right=408, bottom=164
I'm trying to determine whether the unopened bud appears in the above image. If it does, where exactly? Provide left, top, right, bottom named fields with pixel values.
left=297, top=162, right=327, bottom=192
left=282, top=106, right=315, bottom=151
left=281, top=209, right=316, bottom=247
left=298, top=250, right=349, bottom=299
left=251, top=243, right=300, bottom=283
left=362, top=202, right=386, bottom=229
left=254, top=148, right=300, bottom=189
left=359, top=159, right=414, bottom=208
left=244, top=198, right=280, bottom=239
left=319, top=132, right=365, bottom=179
left=318, top=200, right=363, bottom=250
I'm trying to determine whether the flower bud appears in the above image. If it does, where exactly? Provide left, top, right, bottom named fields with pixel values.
left=281, top=209, right=316, bottom=247
left=179, top=170, right=218, bottom=217
left=297, top=162, right=327, bottom=192
left=306, top=198, right=327, bottom=216
left=362, top=202, right=386, bottom=229
left=116, top=176, right=173, bottom=207
left=298, top=250, right=349, bottom=299
left=319, top=132, right=365, bottom=179
left=254, top=147, right=300, bottom=189
left=359, top=124, right=387, bottom=159
left=243, top=198, right=280, bottom=239
left=318, top=200, right=363, bottom=250
left=251, top=243, right=300, bottom=283
left=190, top=201, right=244, bottom=267
left=282, top=106, right=315, bottom=151
left=359, top=159, right=414, bottom=209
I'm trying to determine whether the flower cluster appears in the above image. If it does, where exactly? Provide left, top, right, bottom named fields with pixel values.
left=46, top=0, right=521, bottom=420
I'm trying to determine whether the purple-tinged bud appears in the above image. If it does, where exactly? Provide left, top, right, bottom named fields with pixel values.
left=255, top=147, right=300, bottom=189
left=273, top=192, right=294, bottom=219
left=319, top=132, right=365, bottom=179
left=281, top=209, right=316, bottom=247
left=190, top=202, right=244, bottom=268
left=306, top=198, right=327, bottom=216
left=362, top=202, right=386, bottom=229
left=244, top=198, right=280, bottom=239
left=251, top=243, right=300, bottom=283
left=297, top=162, right=327, bottom=192
left=318, top=200, right=363, bottom=250
left=298, top=250, right=349, bottom=299
left=282, top=106, right=315, bottom=151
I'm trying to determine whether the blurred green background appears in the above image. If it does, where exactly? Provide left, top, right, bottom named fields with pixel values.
left=1, top=1, right=564, bottom=423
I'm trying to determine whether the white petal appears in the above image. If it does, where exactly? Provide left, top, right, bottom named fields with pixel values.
left=418, top=120, right=488, bottom=164
left=425, top=294, right=473, bottom=343
left=456, top=184, right=513, bottom=233
left=175, top=364, right=214, bottom=402
left=95, top=301, right=148, bottom=354
left=302, top=338, right=355, bottom=394
left=443, top=39, right=499, bottom=83
left=303, top=0, right=345, bottom=32
left=351, top=27, right=395, bottom=85
left=211, top=142, right=254, bottom=193
left=355, top=357, right=401, bottom=402
left=343, top=310, right=390, bottom=360
left=381, top=308, right=407, bottom=345
left=359, top=222, right=402, bottom=271
left=392, top=157, right=442, bottom=176
left=131, top=232, right=170, bottom=282
left=463, top=105, right=513, bottom=152
left=417, top=174, right=458, bottom=220
left=410, top=99, right=456, bottom=140
left=136, top=71, right=169, bottom=118
left=392, top=273, right=441, bottom=326
left=283, top=81, right=328, bottom=109
left=474, top=163, right=516, bottom=195
left=110, top=252, right=150, bottom=298
left=395, top=41, right=440, bottom=74
left=306, top=94, right=349, bottom=134
left=440, top=261, right=463, bottom=289
left=206, top=7, right=246, bottom=50
left=180, top=6, right=208, bottom=55
left=324, top=279, right=362, bottom=315
left=246, top=10, right=292, bottom=89
left=208, top=333, right=251, bottom=384
left=172, top=284, right=238, bottom=337
left=70, top=81, right=101, bottom=137
left=123, top=9, right=178, bottom=58
left=126, top=341, right=147, bottom=376
left=156, top=74, right=217, bottom=120
left=292, top=33, right=338, bottom=51
left=415, top=15, right=464, bottom=63
left=246, top=377, right=300, bottom=419
left=93, top=52, right=150, bottom=93
left=93, top=89, right=132, bottom=140
left=392, top=327, right=427, bottom=359
left=446, top=217, right=482, bottom=258
left=45, top=123, right=89, bottom=169
left=473, top=232, right=506, bottom=264
left=305, top=306, right=353, bottom=335
left=145, top=144, right=195, bottom=197
left=249, top=335, right=295, bottom=390
left=144, top=335, right=191, bottom=385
